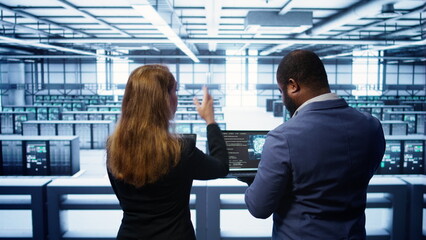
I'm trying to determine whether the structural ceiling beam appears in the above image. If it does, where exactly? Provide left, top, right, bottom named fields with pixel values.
left=0, top=2, right=93, bottom=38
left=56, top=0, right=133, bottom=38
left=40, top=37, right=419, bottom=45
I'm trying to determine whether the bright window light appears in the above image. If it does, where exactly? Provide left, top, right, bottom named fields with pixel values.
left=113, top=50, right=129, bottom=86
left=352, top=50, right=383, bottom=96
left=248, top=50, right=258, bottom=93
left=225, top=50, right=258, bottom=106
left=97, top=50, right=130, bottom=96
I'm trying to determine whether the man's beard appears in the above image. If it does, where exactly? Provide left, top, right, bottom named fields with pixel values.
left=283, top=90, right=298, bottom=117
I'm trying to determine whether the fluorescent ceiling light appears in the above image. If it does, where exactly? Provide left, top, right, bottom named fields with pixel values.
left=279, top=0, right=296, bottom=15
left=205, top=0, right=221, bottom=52
left=245, top=25, right=261, bottom=34
left=321, top=52, right=353, bottom=59
left=291, top=25, right=311, bottom=34
left=132, top=4, right=199, bottom=62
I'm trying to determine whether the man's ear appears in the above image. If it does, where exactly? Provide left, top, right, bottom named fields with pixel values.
left=287, top=78, right=300, bottom=94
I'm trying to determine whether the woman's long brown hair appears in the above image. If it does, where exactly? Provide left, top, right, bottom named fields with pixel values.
left=107, top=65, right=181, bottom=188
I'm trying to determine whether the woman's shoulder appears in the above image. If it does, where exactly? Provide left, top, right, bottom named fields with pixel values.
left=180, top=135, right=196, bottom=156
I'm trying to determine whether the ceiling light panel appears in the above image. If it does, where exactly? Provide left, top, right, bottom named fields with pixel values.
left=130, top=1, right=199, bottom=62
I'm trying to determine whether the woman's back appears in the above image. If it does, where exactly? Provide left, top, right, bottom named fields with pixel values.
left=106, top=67, right=229, bottom=239
left=109, top=128, right=228, bottom=239
left=108, top=138, right=195, bottom=239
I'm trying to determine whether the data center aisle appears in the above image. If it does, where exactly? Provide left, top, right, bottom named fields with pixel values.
left=222, top=105, right=283, bottom=131
left=78, top=149, right=107, bottom=178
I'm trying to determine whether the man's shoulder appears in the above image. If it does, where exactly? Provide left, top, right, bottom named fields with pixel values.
left=268, top=120, right=298, bottom=139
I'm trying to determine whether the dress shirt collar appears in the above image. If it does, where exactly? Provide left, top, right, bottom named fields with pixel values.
left=293, top=92, right=340, bottom=116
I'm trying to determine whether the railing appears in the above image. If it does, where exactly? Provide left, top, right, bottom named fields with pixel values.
left=0, top=176, right=424, bottom=240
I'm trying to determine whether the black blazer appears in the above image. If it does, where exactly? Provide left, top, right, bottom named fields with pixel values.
left=108, top=124, right=229, bottom=240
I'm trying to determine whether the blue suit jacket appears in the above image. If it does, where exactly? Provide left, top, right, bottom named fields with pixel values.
left=245, top=98, right=385, bottom=240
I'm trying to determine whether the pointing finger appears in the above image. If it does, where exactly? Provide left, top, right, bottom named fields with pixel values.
left=193, top=97, right=200, bottom=108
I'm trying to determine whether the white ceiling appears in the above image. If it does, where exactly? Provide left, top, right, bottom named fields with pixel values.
left=0, top=0, right=424, bottom=61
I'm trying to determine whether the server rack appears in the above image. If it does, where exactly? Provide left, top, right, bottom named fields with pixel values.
left=0, top=135, right=79, bottom=176
left=86, top=105, right=121, bottom=112
left=381, top=121, right=409, bottom=135
left=35, top=94, right=114, bottom=105
left=22, top=120, right=114, bottom=149
left=34, top=100, right=87, bottom=111
left=357, top=105, right=414, bottom=120
left=0, top=111, right=36, bottom=134
left=377, top=135, right=426, bottom=175
left=384, top=111, right=426, bottom=134
left=61, top=111, right=121, bottom=123
left=174, top=111, right=224, bottom=121
left=1, top=105, right=63, bottom=121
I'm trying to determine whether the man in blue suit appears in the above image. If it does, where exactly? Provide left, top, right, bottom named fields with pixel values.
left=244, top=50, right=385, bottom=239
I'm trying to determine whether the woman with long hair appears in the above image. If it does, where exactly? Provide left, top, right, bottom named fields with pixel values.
left=107, top=64, right=229, bottom=239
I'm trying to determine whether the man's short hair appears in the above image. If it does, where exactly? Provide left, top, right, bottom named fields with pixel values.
left=277, top=50, right=329, bottom=90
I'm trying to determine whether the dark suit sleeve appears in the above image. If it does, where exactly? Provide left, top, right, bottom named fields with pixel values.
left=188, top=123, right=229, bottom=180
left=245, top=132, right=292, bottom=219
left=371, top=118, right=386, bottom=176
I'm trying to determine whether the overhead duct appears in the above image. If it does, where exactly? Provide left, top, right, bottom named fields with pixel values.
left=128, top=0, right=199, bottom=61
left=306, top=0, right=397, bottom=36
left=144, top=0, right=191, bottom=38
left=260, top=0, right=398, bottom=55
left=245, top=11, right=312, bottom=34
